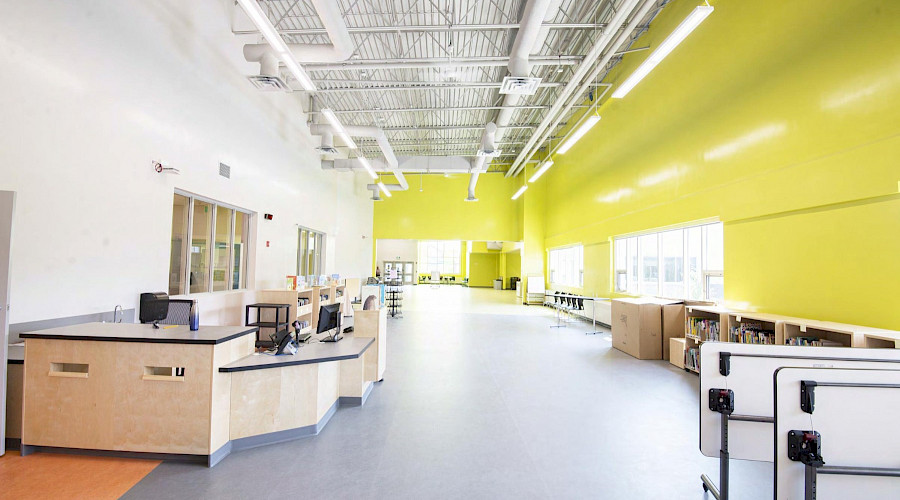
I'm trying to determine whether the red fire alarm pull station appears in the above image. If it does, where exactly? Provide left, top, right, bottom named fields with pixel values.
left=266, top=241, right=270, bottom=247
left=264, top=213, right=273, bottom=220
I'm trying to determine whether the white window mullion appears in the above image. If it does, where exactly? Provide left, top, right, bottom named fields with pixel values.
left=183, top=195, right=194, bottom=295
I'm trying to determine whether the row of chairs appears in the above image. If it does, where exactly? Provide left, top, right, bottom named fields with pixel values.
left=544, top=292, right=585, bottom=321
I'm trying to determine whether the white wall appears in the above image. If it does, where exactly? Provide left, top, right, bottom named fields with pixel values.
left=0, top=0, right=373, bottom=324
left=375, top=239, right=418, bottom=270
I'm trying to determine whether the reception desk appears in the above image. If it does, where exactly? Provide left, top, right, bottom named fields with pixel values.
left=18, top=316, right=385, bottom=466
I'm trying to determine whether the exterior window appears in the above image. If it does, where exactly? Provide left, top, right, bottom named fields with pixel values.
left=189, top=199, right=212, bottom=294
left=548, top=245, right=583, bottom=288
left=613, top=222, right=724, bottom=301
left=418, top=241, right=461, bottom=274
left=212, top=205, right=232, bottom=292
left=168, top=191, right=252, bottom=295
left=169, top=194, right=190, bottom=295
left=297, top=226, right=326, bottom=281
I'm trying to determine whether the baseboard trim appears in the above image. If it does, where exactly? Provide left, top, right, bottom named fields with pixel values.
left=338, top=381, right=374, bottom=407
left=19, top=444, right=207, bottom=464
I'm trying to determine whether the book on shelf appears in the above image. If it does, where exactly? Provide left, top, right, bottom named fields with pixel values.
left=684, top=347, right=700, bottom=371
left=729, top=321, right=776, bottom=345
left=687, top=317, right=721, bottom=342
left=786, top=336, right=844, bottom=347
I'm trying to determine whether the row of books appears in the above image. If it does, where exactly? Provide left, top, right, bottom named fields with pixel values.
left=786, top=336, right=844, bottom=347
left=687, top=317, right=721, bottom=341
left=298, top=297, right=310, bottom=306
left=729, top=321, right=776, bottom=345
left=685, top=347, right=700, bottom=372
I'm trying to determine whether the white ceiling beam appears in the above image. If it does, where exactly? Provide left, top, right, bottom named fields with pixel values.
left=304, top=55, right=582, bottom=72
left=233, top=23, right=608, bottom=36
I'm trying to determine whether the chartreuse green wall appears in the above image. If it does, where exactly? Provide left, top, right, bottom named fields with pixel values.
left=373, top=174, right=521, bottom=241
left=534, top=0, right=900, bottom=329
left=469, top=253, right=500, bottom=287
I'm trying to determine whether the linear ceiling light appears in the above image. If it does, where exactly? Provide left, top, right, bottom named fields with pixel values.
left=528, top=160, right=554, bottom=183
left=378, top=182, right=392, bottom=197
left=611, top=5, right=714, bottom=99
left=557, top=115, right=600, bottom=154
left=511, top=185, right=528, bottom=200
left=235, top=0, right=317, bottom=92
left=357, top=157, right=378, bottom=179
left=321, top=108, right=358, bottom=149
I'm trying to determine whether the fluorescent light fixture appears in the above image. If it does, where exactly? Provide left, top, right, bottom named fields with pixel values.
left=321, top=108, right=358, bottom=149
left=357, top=157, right=378, bottom=179
left=235, top=0, right=317, bottom=92
left=529, top=160, right=554, bottom=183
left=511, top=185, right=528, bottom=200
left=378, top=182, right=392, bottom=197
left=557, top=115, right=600, bottom=154
left=612, top=5, right=713, bottom=98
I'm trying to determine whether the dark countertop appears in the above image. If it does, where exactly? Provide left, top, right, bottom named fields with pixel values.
left=220, top=335, right=374, bottom=373
left=7, top=343, right=23, bottom=364
left=18, top=322, right=258, bottom=345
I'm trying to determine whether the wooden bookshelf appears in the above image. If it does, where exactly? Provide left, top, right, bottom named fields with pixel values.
left=679, top=305, right=732, bottom=374
left=864, top=331, right=900, bottom=349
left=783, top=318, right=900, bottom=348
left=257, top=288, right=314, bottom=336
left=726, top=312, right=787, bottom=346
left=669, top=337, right=686, bottom=370
left=334, top=284, right=346, bottom=315
left=342, top=278, right=361, bottom=316
left=782, top=319, right=858, bottom=348
left=668, top=303, right=900, bottom=375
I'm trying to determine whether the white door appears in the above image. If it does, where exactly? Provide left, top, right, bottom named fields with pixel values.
left=0, top=191, right=15, bottom=456
left=402, top=262, right=414, bottom=285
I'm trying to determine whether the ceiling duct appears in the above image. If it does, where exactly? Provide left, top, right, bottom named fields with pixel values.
left=243, top=0, right=353, bottom=91
left=468, top=0, right=561, bottom=198
left=246, top=51, right=290, bottom=90
left=315, top=129, right=340, bottom=155
left=507, top=0, right=650, bottom=177
left=311, top=123, right=408, bottom=191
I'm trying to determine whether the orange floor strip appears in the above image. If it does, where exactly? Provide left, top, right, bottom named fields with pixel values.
left=0, top=449, right=160, bottom=500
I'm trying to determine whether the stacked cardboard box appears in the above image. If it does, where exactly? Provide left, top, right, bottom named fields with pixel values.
left=612, top=298, right=683, bottom=360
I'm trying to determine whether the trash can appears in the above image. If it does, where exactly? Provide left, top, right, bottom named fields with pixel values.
left=509, top=276, right=520, bottom=290
left=493, top=279, right=503, bottom=290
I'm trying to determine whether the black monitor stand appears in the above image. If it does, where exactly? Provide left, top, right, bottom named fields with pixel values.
left=319, top=316, right=343, bottom=343
left=320, top=330, right=343, bottom=342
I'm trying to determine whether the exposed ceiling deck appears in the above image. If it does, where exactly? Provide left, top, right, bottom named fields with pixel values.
left=237, top=0, right=667, bottom=174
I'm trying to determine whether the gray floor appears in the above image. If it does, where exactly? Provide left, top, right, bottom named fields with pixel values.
left=123, top=287, right=770, bottom=499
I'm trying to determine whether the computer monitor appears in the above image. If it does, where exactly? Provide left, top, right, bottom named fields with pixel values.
left=139, top=292, right=169, bottom=327
left=316, top=303, right=342, bottom=342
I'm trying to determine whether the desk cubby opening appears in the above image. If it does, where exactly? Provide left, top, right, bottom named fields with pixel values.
left=49, top=362, right=89, bottom=378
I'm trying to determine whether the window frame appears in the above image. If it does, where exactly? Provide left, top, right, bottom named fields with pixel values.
left=613, top=221, right=723, bottom=301
left=417, top=240, right=461, bottom=275
left=297, top=225, right=326, bottom=281
left=170, top=189, right=252, bottom=295
left=548, top=244, right=584, bottom=288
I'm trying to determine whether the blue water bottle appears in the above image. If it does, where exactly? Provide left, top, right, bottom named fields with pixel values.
left=189, top=300, right=199, bottom=331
